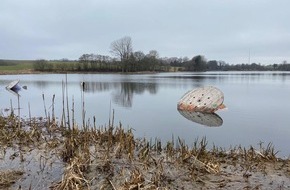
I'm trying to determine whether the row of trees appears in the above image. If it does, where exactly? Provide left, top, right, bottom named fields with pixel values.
left=32, top=56, right=290, bottom=72
left=33, top=36, right=290, bottom=72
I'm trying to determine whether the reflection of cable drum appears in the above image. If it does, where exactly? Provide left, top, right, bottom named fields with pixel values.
left=178, top=110, right=223, bottom=127
left=177, top=86, right=224, bottom=113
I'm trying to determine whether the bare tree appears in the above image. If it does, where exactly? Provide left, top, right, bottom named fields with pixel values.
left=147, top=50, right=159, bottom=59
left=145, top=50, right=160, bottom=71
left=110, top=36, right=133, bottom=61
left=133, top=51, right=145, bottom=61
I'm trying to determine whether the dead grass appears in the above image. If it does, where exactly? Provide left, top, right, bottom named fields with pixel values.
left=0, top=170, right=23, bottom=188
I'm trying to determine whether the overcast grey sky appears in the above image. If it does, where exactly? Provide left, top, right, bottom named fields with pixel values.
left=1, top=0, right=289, bottom=64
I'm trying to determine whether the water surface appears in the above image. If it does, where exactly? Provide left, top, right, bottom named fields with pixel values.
left=1, top=72, right=289, bottom=157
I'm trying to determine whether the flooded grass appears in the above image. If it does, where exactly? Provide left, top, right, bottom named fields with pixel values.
left=1, top=79, right=289, bottom=189
left=0, top=112, right=290, bottom=189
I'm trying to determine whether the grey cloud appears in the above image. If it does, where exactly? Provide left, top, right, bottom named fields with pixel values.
left=0, top=0, right=289, bottom=64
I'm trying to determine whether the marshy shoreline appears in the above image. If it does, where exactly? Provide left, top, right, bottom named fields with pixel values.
left=1, top=71, right=290, bottom=189
left=0, top=114, right=289, bottom=190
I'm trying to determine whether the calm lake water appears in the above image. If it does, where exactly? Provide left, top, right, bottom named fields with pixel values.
left=1, top=72, right=290, bottom=157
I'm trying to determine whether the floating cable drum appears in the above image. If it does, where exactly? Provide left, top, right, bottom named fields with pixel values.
left=177, top=86, right=224, bottom=113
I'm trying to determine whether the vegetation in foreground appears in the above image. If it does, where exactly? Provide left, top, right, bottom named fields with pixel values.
left=0, top=111, right=289, bottom=189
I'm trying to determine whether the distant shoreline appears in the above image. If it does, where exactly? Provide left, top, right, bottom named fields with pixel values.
left=0, top=69, right=39, bottom=75
left=0, top=70, right=161, bottom=75
left=1, top=69, right=290, bottom=76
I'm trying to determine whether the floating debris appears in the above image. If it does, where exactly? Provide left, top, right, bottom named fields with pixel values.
left=177, top=86, right=225, bottom=113
left=6, top=80, right=20, bottom=91
left=6, top=80, right=21, bottom=96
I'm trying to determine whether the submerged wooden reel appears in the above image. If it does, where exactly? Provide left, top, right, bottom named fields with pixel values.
left=177, top=86, right=224, bottom=113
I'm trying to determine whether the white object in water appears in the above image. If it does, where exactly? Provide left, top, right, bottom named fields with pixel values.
left=6, top=80, right=21, bottom=96
left=6, top=80, right=20, bottom=90
left=177, top=86, right=224, bottom=113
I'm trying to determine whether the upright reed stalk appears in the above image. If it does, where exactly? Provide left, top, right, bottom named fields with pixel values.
left=28, top=102, right=32, bottom=126
left=109, top=100, right=111, bottom=126
left=65, top=74, right=71, bottom=130
left=52, top=94, right=55, bottom=122
left=42, top=93, right=48, bottom=120
left=62, top=80, right=66, bottom=128
left=81, top=82, right=85, bottom=128
left=10, top=99, right=14, bottom=116
left=17, top=94, right=21, bottom=128
left=72, top=96, right=75, bottom=129
left=111, top=109, right=115, bottom=127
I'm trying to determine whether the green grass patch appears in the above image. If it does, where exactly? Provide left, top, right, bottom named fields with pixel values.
left=0, top=60, right=34, bottom=72
left=0, top=60, right=77, bottom=73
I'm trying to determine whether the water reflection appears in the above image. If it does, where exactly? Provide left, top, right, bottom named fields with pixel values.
left=154, top=74, right=211, bottom=84
left=155, top=74, right=218, bottom=80
left=82, top=82, right=118, bottom=93
left=82, top=81, right=158, bottom=107
left=35, top=81, right=49, bottom=88
left=178, top=110, right=223, bottom=127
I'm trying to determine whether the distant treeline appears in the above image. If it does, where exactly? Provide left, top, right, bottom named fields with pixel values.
left=32, top=56, right=172, bottom=72
left=31, top=56, right=290, bottom=73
